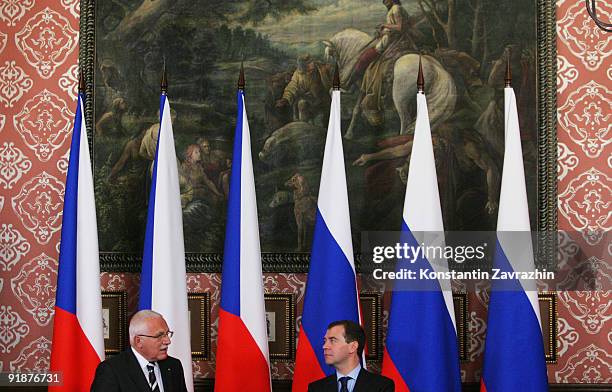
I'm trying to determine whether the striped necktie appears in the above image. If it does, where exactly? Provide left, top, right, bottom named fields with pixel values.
left=147, top=363, right=160, bottom=392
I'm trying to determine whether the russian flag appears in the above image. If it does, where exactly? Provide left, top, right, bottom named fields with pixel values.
left=50, top=92, right=105, bottom=390
left=215, top=87, right=272, bottom=391
left=381, top=90, right=462, bottom=391
left=480, top=87, right=548, bottom=392
left=291, top=88, right=361, bottom=392
left=139, top=92, right=194, bottom=391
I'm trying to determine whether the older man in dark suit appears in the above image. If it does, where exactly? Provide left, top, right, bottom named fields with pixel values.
left=90, top=310, right=187, bottom=392
left=308, top=320, right=394, bottom=392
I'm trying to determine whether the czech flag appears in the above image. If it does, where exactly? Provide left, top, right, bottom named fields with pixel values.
left=291, top=88, right=361, bottom=392
left=480, top=87, right=548, bottom=392
left=215, top=88, right=272, bottom=391
left=139, top=92, right=194, bottom=391
left=50, top=92, right=105, bottom=390
left=381, top=90, right=462, bottom=391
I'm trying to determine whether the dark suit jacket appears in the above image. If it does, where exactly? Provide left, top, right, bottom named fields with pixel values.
left=90, top=348, right=188, bottom=392
left=308, top=368, right=395, bottom=392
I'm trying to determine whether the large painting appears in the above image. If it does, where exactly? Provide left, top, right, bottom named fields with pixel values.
left=80, top=0, right=556, bottom=271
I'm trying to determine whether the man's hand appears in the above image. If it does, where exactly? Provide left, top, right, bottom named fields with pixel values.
left=352, top=154, right=371, bottom=166
left=276, top=98, right=289, bottom=108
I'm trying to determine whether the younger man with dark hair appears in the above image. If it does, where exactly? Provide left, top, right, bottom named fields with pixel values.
left=308, top=320, right=394, bottom=392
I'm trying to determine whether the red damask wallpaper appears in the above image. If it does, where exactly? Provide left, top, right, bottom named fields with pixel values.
left=0, top=0, right=79, bottom=374
left=0, top=0, right=610, bottom=384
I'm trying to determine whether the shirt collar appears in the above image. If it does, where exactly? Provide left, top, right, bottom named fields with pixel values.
left=336, top=363, right=362, bottom=381
left=131, top=347, right=156, bottom=370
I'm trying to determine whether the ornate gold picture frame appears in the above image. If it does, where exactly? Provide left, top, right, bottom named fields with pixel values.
left=79, top=0, right=556, bottom=272
left=264, top=293, right=296, bottom=360
left=453, top=293, right=468, bottom=361
left=359, top=292, right=382, bottom=360
left=539, top=292, right=558, bottom=363
left=188, top=292, right=211, bottom=360
left=101, top=290, right=128, bottom=355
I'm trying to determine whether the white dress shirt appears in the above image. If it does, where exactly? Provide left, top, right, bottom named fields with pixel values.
left=336, top=363, right=361, bottom=392
left=132, top=347, right=165, bottom=392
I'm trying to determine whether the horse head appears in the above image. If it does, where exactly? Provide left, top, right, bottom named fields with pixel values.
left=323, top=29, right=372, bottom=86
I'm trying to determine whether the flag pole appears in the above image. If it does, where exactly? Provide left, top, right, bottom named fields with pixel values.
left=381, top=50, right=462, bottom=392
left=292, top=51, right=361, bottom=392
left=161, top=59, right=168, bottom=94
left=480, top=45, right=548, bottom=392
left=78, top=70, right=85, bottom=94
left=50, top=66, right=105, bottom=392
left=138, top=56, right=194, bottom=391
left=215, top=60, right=272, bottom=392
left=505, top=53, right=512, bottom=88
left=238, top=62, right=245, bottom=92
left=417, top=55, right=424, bottom=93
left=333, top=61, right=340, bottom=91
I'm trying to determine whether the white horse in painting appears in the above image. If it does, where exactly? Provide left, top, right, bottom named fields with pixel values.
left=323, top=28, right=457, bottom=138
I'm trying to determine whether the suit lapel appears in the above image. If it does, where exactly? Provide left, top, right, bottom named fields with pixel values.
left=326, top=375, right=337, bottom=392
left=125, top=349, right=155, bottom=392
left=352, top=369, right=370, bottom=392
left=159, top=359, right=173, bottom=392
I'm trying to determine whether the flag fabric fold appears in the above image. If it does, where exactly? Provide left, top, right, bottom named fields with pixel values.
left=215, top=90, right=272, bottom=392
left=139, top=94, right=194, bottom=391
left=291, top=89, right=361, bottom=392
left=381, top=92, right=462, bottom=392
left=480, top=87, right=548, bottom=392
left=50, top=93, right=104, bottom=391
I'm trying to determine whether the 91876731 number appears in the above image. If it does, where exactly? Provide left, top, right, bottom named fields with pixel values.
left=0, top=372, right=62, bottom=386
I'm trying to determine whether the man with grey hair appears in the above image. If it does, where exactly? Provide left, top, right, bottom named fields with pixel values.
left=91, top=310, right=187, bottom=391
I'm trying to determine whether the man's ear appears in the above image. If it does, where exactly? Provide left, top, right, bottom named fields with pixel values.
left=349, top=340, right=359, bottom=354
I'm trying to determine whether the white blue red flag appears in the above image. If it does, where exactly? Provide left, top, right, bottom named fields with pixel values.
left=215, top=90, right=272, bottom=391
left=291, top=89, right=361, bottom=392
left=50, top=93, right=105, bottom=391
left=381, top=91, right=462, bottom=391
left=480, top=87, right=548, bottom=392
left=139, top=93, right=194, bottom=391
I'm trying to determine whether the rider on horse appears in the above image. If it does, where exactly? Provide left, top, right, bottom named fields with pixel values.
left=346, top=0, right=420, bottom=89
left=347, top=0, right=422, bottom=126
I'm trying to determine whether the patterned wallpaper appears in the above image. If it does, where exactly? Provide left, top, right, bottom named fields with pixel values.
left=0, top=0, right=610, bottom=384
left=0, top=0, right=79, bottom=374
left=553, top=0, right=611, bottom=384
